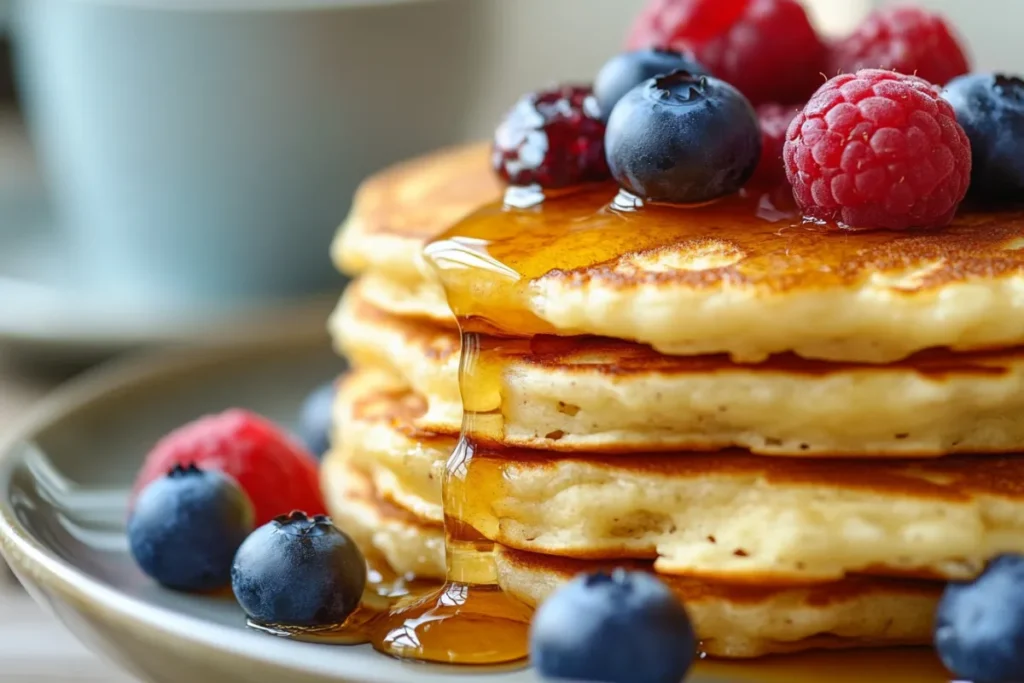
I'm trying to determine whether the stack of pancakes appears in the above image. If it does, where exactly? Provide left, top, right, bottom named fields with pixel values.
left=324, top=143, right=1024, bottom=658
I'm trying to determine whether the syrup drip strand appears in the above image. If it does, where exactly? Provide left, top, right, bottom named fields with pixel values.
left=370, top=331, right=533, bottom=665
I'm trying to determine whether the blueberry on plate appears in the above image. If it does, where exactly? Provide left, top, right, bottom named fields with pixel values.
left=128, top=464, right=254, bottom=592
left=231, top=511, right=366, bottom=626
left=297, top=380, right=336, bottom=458
left=530, top=569, right=695, bottom=683
left=944, top=73, right=1024, bottom=200
left=594, top=48, right=709, bottom=122
left=935, top=554, right=1024, bottom=683
left=605, top=70, right=761, bottom=205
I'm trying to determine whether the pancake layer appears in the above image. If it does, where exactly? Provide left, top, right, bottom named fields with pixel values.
left=319, top=452, right=943, bottom=659
left=322, top=453, right=446, bottom=580
left=335, top=144, right=1024, bottom=364
left=495, top=546, right=939, bottom=659
left=334, top=282, right=1024, bottom=457
left=334, top=370, right=1024, bottom=583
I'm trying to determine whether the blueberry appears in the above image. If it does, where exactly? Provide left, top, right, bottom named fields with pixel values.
left=530, top=569, right=695, bottom=683
left=297, top=380, right=336, bottom=459
left=944, top=73, right=1024, bottom=200
left=605, top=71, right=761, bottom=205
left=128, top=464, right=254, bottom=592
left=231, top=511, right=366, bottom=626
left=594, top=49, right=709, bottom=123
left=935, top=554, right=1024, bottom=683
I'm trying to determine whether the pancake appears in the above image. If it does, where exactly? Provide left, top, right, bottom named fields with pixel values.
left=334, top=370, right=1024, bottom=583
left=455, top=446, right=1024, bottom=583
left=426, top=184, right=1024, bottom=363
left=334, top=141, right=1024, bottom=363
left=332, top=369, right=446, bottom=524
left=494, top=546, right=940, bottom=659
left=333, top=281, right=1024, bottom=457
left=331, top=142, right=500, bottom=326
left=322, top=452, right=446, bottom=580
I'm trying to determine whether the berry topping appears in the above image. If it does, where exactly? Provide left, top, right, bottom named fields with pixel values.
left=829, top=7, right=970, bottom=87
left=298, top=380, right=336, bottom=459
left=594, top=48, right=708, bottom=122
left=935, top=555, right=1024, bottom=683
left=231, top=511, right=367, bottom=627
left=128, top=465, right=254, bottom=592
left=783, top=69, right=972, bottom=230
left=605, top=71, right=761, bottom=204
left=132, top=409, right=326, bottom=527
left=530, top=569, right=695, bottom=683
left=627, top=0, right=827, bottom=106
left=943, top=73, right=1024, bottom=200
left=492, top=85, right=609, bottom=188
left=751, top=102, right=800, bottom=186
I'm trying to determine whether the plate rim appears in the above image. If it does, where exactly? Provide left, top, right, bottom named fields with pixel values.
left=0, top=342, right=466, bottom=683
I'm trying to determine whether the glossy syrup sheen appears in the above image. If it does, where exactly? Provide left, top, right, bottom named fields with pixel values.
left=424, top=183, right=1024, bottom=339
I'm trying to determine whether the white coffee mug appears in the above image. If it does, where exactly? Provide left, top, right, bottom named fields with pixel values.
left=11, top=0, right=487, bottom=309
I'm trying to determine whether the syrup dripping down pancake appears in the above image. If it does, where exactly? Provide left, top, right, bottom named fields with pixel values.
left=331, top=370, right=1024, bottom=584
left=333, top=283, right=1024, bottom=457
left=425, top=184, right=1024, bottom=362
left=319, top=453, right=944, bottom=660
left=331, top=142, right=500, bottom=326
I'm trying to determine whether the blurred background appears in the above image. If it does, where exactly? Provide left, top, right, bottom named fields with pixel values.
left=0, top=0, right=1018, bottom=679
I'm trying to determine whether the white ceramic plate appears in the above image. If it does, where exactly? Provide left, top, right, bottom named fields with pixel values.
left=0, top=341, right=951, bottom=683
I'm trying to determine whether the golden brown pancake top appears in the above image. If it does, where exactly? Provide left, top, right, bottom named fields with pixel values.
left=429, top=184, right=1024, bottom=298
left=347, top=142, right=502, bottom=241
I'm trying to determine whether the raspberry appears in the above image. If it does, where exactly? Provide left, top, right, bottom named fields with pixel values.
left=829, top=7, right=969, bottom=86
left=492, top=85, right=609, bottom=188
left=626, top=0, right=827, bottom=106
left=783, top=69, right=972, bottom=231
left=132, top=409, right=326, bottom=526
left=750, top=102, right=800, bottom=185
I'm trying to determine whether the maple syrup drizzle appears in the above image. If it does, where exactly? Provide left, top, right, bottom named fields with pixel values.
left=367, top=330, right=533, bottom=665
left=261, top=185, right=957, bottom=679
left=421, top=183, right=801, bottom=339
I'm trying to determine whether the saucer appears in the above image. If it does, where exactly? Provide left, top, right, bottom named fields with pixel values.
left=0, top=191, right=338, bottom=363
left=0, top=339, right=950, bottom=683
left=0, top=111, right=339, bottom=363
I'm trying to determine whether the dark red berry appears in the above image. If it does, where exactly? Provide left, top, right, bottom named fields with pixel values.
left=750, top=102, right=800, bottom=186
left=783, top=69, right=972, bottom=231
left=492, top=85, right=609, bottom=188
left=627, top=0, right=827, bottom=106
left=829, top=6, right=969, bottom=86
